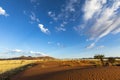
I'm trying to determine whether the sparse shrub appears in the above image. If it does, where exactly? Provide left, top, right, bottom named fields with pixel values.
left=94, top=54, right=105, bottom=66
left=107, top=57, right=116, bottom=66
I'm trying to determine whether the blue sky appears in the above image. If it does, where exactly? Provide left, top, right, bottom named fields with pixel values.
left=0, top=0, right=120, bottom=58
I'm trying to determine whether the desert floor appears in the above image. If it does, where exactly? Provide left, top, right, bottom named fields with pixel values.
left=10, top=61, right=120, bottom=80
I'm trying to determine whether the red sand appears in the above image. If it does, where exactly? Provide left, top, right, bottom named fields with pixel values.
left=11, top=62, right=120, bottom=80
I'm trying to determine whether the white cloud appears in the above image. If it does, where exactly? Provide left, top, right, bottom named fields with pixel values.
left=75, top=0, right=120, bottom=48
left=0, top=7, right=8, bottom=16
left=3, top=49, right=23, bottom=54
left=65, top=0, right=78, bottom=12
left=112, top=28, right=120, bottom=34
left=48, top=11, right=52, bottom=16
left=29, top=51, right=47, bottom=56
left=59, top=0, right=80, bottom=20
left=38, top=24, right=50, bottom=34
left=48, top=11, right=58, bottom=21
left=12, top=49, right=23, bottom=53
left=86, top=41, right=105, bottom=49
left=48, top=0, right=81, bottom=32
left=30, top=12, right=40, bottom=22
left=55, top=27, right=66, bottom=32
left=83, top=0, right=107, bottom=20
left=74, top=24, right=85, bottom=34
left=4, top=49, right=48, bottom=57
left=60, top=21, right=67, bottom=27
left=60, top=24, right=64, bottom=27
left=55, top=21, right=67, bottom=32
left=86, top=0, right=120, bottom=40
left=97, top=18, right=120, bottom=40
left=86, top=42, right=95, bottom=49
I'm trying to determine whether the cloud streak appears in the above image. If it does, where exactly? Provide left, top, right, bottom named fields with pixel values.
left=88, top=0, right=120, bottom=41
left=112, top=27, right=120, bottom=34
left=75, top=0, right=120, bottom=48
left=83, top=0, right=107, bottom=20
left=29, top=51, right=47, bottom=56
left=86, top=42, right=95, bottom=49
left=30, top=12, right=40, bottom=23
left=11, top=49, right=23, bottom=53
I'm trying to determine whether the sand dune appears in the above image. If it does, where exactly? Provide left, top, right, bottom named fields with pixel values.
left=10, top=61, right=120, bottom=80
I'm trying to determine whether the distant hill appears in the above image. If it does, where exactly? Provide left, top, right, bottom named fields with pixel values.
left=0, top=56, right=55, bottom=60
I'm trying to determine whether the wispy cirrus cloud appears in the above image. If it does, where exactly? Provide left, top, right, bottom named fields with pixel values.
left=112, top=28, right=120, bottom=34
left=48, top=11, right=58, bottom=21
left=30, top=12, right=40, bottom=23
left=48, top=0, right=81, bottom=32
left=0, top=7, right=9, bottom=16
left=55, top=27, right=66, bottom=32
left=55, top=21, right=67, bottom=32
left=86, top=42, right=95, bottom=49
left=48, top=0, right=79, bottom=21
left=75, top=0, right=120, bottom=48
left=38, top=24, right=50, bottom=34
left=64, top=0, right=78, bottom=12
left=87, top=43, right=105, bottom=49
left=83, top=0, right=107, bottom=20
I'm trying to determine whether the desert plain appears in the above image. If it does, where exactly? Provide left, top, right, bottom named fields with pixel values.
left=0, top=58, right=120, bottom=80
